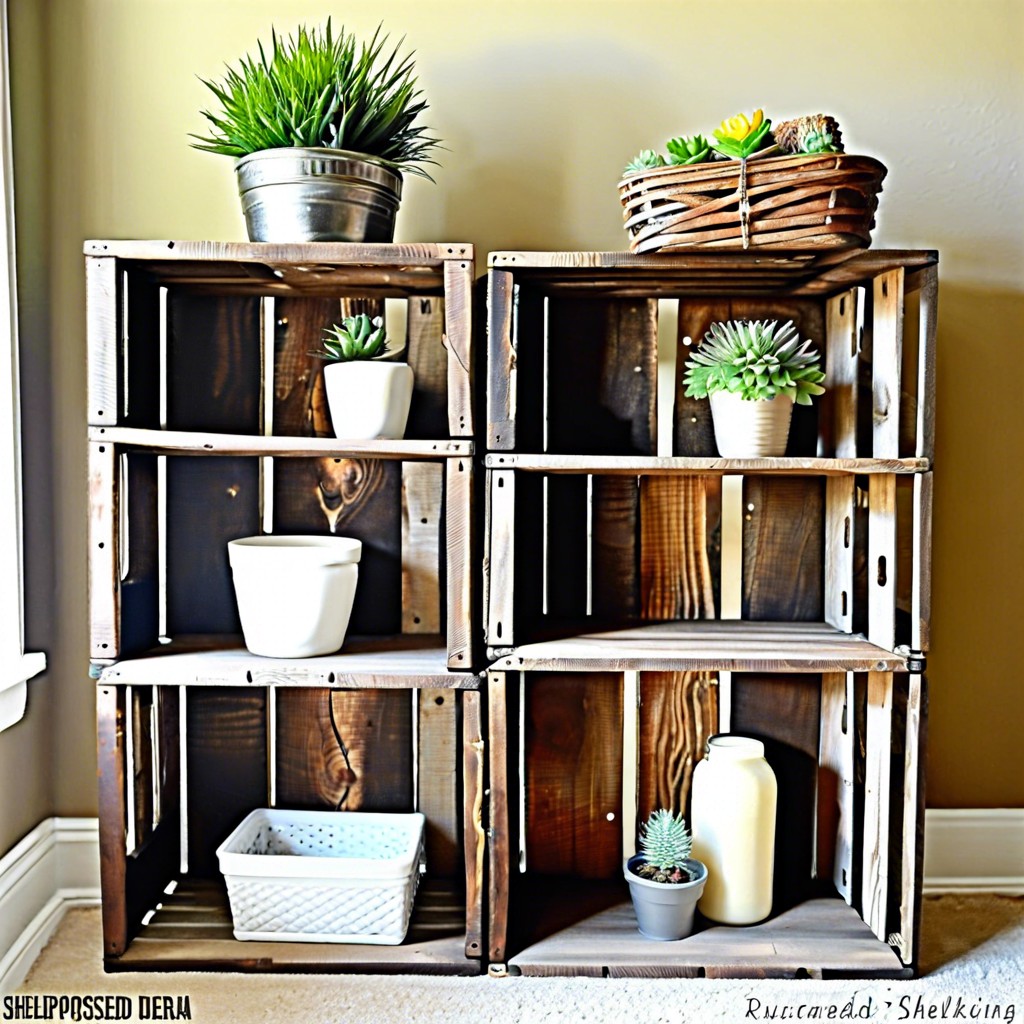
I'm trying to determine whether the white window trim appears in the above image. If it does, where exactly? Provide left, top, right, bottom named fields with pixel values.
left=0, top=0, right=45, bottom=733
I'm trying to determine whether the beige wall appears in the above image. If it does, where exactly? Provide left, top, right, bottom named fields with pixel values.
left=7, top=0, right=1021, bottom=827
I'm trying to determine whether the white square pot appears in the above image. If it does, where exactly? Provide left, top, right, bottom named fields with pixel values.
left=227, top=535, right=362, bottom=658
left=324, top=360, right=414, bottom=440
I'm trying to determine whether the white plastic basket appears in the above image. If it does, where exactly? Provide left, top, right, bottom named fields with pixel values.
left=216, top=808, right=426, bottom=944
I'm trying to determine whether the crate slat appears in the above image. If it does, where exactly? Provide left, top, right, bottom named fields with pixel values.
left=443, top=258, right=473, bottom=437
left=401, top=462, right=442, bottom=635
left=485, top=454, right=927, bottom=474
left=818, top=672, right=855, bottom=902
left=462, top=690, right=486, bottom=960
left=445, top=458, right=473, bottom=669
left=418, top=688, right=458, bottom=877
left=863, top=671, right=894, bottom=941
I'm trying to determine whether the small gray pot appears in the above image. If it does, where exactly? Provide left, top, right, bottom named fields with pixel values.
left=235, top=147, right=403, bottom=243
left=624, top=855, right=708, bottom=941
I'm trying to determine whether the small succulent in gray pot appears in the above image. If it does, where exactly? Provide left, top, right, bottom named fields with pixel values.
left=624, top=809, right=708, bottom=940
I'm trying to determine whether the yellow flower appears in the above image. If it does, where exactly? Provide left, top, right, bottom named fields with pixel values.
left=718, top=109, right=764, bottom=142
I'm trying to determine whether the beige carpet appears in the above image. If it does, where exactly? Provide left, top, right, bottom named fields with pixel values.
left=17, top=896, right=1024, bottom=1022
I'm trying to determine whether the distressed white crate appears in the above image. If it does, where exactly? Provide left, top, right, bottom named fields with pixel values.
left=216, top=808, right=426, bottom=944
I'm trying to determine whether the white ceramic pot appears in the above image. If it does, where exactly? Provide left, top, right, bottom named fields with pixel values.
left=709, top=390, right=794, bottom=457
left=227, top=535, right=362, bottom=658
left=324, top=361, right=414, bottom=440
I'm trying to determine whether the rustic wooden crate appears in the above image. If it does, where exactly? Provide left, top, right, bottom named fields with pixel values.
left=486, top=249, right=936, bottom=462
left=86, top=241, right=474, bottom=439
left=484, top=466, right=932, bottom=662
left=97, top=676, right=485, bottom=973
left=486, top=664, right=926, bottom=978
left=89, top=445, right=474, bottom=669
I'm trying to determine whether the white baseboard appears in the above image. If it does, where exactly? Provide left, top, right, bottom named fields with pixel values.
left=0, top=817, right=100, bottom=994
left=922, top=808, right=1024, bottom=895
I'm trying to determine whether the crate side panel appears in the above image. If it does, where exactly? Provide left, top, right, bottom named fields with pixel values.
left=165, top=456, right=259, bottom=636
left=166, top=292, right=261, bottom=433
left=186, top=688, right=267, bottom=877
left=272, top=457, right=402, bottom=636
left=742, top=477, right=824, bottom=621
left=524, top=672, right=623, bottom=878
left=275, top=688, right=413, bottom=811
left=546, top=297, right=657, bottom=455
left=731, top=673, right=821, bottom=914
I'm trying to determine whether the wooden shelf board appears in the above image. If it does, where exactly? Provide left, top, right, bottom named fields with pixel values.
left=487, top=249, right=937, bottom=299
left=491, top=621, right=906, bottom=673
left=96, top=635, right=481, bottom=689
left=111, top=878, right=479, bottom=975
left=486, top=454, right=927, bottom=476
left=507, top=883, right=907, bottom=978
left=85, top=241, right=474, bottom=298
left=91, top=427, right=472, bottom=458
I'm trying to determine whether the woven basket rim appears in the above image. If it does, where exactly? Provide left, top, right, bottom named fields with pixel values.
left=618, top=152, right=887, bottom=190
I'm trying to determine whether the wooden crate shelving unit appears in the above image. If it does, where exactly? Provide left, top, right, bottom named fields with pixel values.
left=483, top=249, right=936, bottom=978
left=87, top=241, right=485, bottom=974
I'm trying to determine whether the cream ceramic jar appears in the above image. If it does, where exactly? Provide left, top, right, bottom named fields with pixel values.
left=691, top=734, right=778, bottom=925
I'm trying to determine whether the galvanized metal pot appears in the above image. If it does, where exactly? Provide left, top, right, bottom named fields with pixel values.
left=235, top=147, right=403, bottom=243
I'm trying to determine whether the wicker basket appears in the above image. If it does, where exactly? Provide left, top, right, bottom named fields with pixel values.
left=618, top=152, right=887, bottom=253
left=216, top=808, right=425, bottom=944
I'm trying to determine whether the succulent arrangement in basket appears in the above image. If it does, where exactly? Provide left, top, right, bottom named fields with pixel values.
left=618, top=109, right=882, bottom=254
left=191, top=20, right=440, bottom=242
left=623, top=110, right=843, bottom=174
left=315, top=313, right=415, bottom=440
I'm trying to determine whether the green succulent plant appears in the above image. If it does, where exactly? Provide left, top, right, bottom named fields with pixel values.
left=315, top=314, right=389, bottom=362
left=191, top=20, right=440, bottom=178
left=639, top=809, right=693, bottom=871
left=801, top=130, right=839, bottom=154
left=710, top=109, right=774, bottom=160
left=623, top=149, right=666, bottom=175
left=683, top=319, right=826, bottom=405
left=666, top=133, right=711, bottom=165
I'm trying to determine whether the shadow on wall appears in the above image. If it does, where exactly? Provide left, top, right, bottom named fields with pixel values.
left=927, top=283, right=1024, bottom=807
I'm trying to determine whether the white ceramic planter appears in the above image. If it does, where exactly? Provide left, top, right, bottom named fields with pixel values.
left=709, top=390, right=794, bottom=457
left=324, top=361, right=414, bottom=440
left=227, top=535, right=362, bottom=658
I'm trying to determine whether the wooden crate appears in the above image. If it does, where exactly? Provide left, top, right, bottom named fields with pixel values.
left=97, top=675, right=485, bottom=973
left=86, top=241, right=473, bottom=439
left=486, top=249, right=936, bottom=461
left=483, top=249, right=936, bottom=979
left=87, top=242, right=484, bottom=973
left=486, top=664, right=927, bottom=978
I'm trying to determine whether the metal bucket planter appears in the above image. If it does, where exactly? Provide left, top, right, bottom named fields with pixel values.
left=624, top=855, right=708, bottom=940
left=235, top=147, right=403, bottom=243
